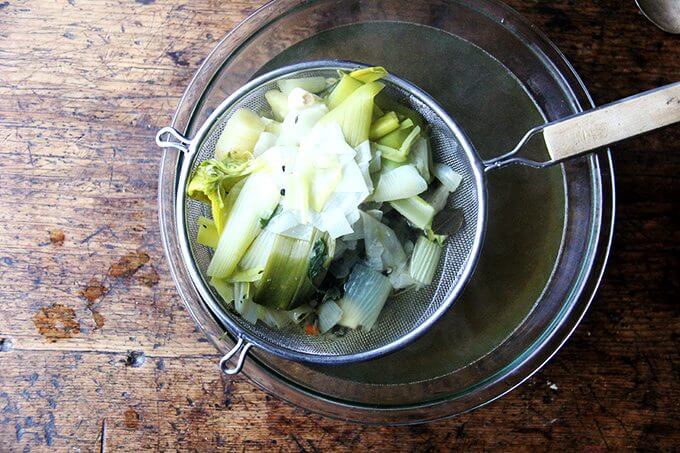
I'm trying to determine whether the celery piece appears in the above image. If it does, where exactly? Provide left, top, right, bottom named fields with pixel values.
left=207, top=171, right=281, bottom=278
left=409, top=235, right=443, bottom=286
left=326, top=74, right=363, bottom=110
left=349, top=66, right=388, bottom=83
left=197, top=216, right=219, bottom=249
left=277, top=76, right=327, bottom=95
left=265, top=90, right=290, bottom=121
left=389, top=196, right=435, bottom=230
left=319, top=82, right=385, bottom=147
left=369, top=111, right=399, bottom=140
left=215, top=109, right=265, bottom=162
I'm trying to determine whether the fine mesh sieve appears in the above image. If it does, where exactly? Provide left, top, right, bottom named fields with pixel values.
left=156, top=61, right=680, bottom=373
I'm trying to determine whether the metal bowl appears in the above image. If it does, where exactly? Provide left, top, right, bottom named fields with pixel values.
left=158, top=0, right=615, bottom=424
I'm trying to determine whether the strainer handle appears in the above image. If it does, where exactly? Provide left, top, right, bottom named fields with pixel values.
left=156, top=126, right=192, bottom=154
left=484, top=82, right=680, bottom=170
left=219, top=337, right=253, bottom=375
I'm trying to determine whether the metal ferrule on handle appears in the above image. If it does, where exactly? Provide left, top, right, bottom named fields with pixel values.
left=484, top=82, right=680, bottom=171
left=219, top=337, right=253, bottom=375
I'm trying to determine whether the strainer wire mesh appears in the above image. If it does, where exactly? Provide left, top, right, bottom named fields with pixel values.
left=182, top=63, right=482, bottom=362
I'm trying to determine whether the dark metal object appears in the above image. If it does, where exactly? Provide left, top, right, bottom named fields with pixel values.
left=432, top=208, right=465, bottom=236
left=636, top=0, right=680, bottom=33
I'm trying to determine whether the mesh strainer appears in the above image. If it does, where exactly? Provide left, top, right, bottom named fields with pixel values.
left=156, top=61, right=680, bottom=374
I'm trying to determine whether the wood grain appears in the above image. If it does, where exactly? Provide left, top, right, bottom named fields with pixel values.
left=0, top=0, right=678, bottom=451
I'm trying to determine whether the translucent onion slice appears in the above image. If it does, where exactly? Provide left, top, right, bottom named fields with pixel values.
left=318, top=301, right=343, bottom=333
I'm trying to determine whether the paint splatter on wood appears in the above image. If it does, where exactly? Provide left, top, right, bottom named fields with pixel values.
left=33, top=304, right=80, bottom=342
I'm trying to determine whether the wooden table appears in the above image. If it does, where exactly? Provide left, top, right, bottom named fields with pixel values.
left=0, top=0, right=678, bottom=450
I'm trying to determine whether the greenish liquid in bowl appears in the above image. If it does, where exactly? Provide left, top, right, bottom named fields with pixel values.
left=258, top=22, right=565, bottom=385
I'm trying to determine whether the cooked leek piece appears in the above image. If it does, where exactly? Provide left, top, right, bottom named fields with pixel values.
left=373, top=165, right=428, bottom=202
left=318, top=300, right=343, bottom=333
left=226, top=267, right=265, bottom=283
left=265, top=90, right=290, bottom=121
left=277, top=76, right=327, bottom=95
left=234, top=282, right=260, bottom=324
left=369, top=111, right=400, bottom=140
left=409, top=136, right=432, bottom=183
left=425, top=183, right=450, bottom=213
left=287, top=304, right=314, bottom=323
left=349, top=66, right=388, bottom=83
left=253, top=231, right=332, bottom=310
left=326, top=74, right=363, bottom=110
left=378, top=121, right=414, bottom=149
left=390, top=196, right=435, bottom=230
left=372, top=102, right=384, bottom=121
left=253, top=131, right=277, bottom=157
left=210, top=277, right=234, bottom=305
left=215, top=109, right=265, bottom=161
left=375, top=92, right=425, bottom=129
left=409, top=235, right=442, bottom=286
left=260, top=307, right=293, bottom=328
left=338, top=264, right=392, bottom=330
left=433, top=163, right=463, bottom=193
left=361, top=210, right=406, bottom=273
left=197, top=216, right=219, bottom=249
left=240, top=229, right=277, bottom=274
left=261, top=116, right=283, bottom=134
left=207, top=171, right=281, bottom=278
left=320, top=81, right=384, bottom=147
left=311, top=166, right=342, bottom=212
left=376, top=124, right=421, bottom=163
left=389, top=262, right=416, bottom=290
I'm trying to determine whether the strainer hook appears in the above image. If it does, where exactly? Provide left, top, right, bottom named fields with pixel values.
left=156, top=126, right=192, bottom=154
left=219, top=337, right=253, bottom=375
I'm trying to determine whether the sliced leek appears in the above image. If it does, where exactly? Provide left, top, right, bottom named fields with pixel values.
left=215, top=109, right=265, bottom=161
left=369, top=111, right=400, bottom=140
left=326, top=74, right=363, bottom=110
left=207, top=171, right=280, bottom=278
left=197, top=216, right=219, bottom=249
left=349, top=66, right=388, bottom=83
left=277, top=76, right=327, bottom=95
left=373, top=165, right=428, bottom=202
left=390, top=196, right=435, bottom=230
left=338, top=264, right=392, bottom=330
left=319, top=81, right=384, bottom=147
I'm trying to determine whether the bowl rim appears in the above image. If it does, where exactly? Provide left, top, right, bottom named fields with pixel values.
left=157, top=0, right=615, bottom=424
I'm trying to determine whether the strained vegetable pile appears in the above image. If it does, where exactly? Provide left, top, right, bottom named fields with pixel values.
left=188, top=66, right=463, bottom=336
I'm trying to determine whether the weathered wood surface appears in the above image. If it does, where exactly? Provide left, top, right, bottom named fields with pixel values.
left=0, top=0, right=678, bottom=451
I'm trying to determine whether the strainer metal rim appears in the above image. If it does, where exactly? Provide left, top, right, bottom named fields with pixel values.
left=172, top=60, right=487, bottom=365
